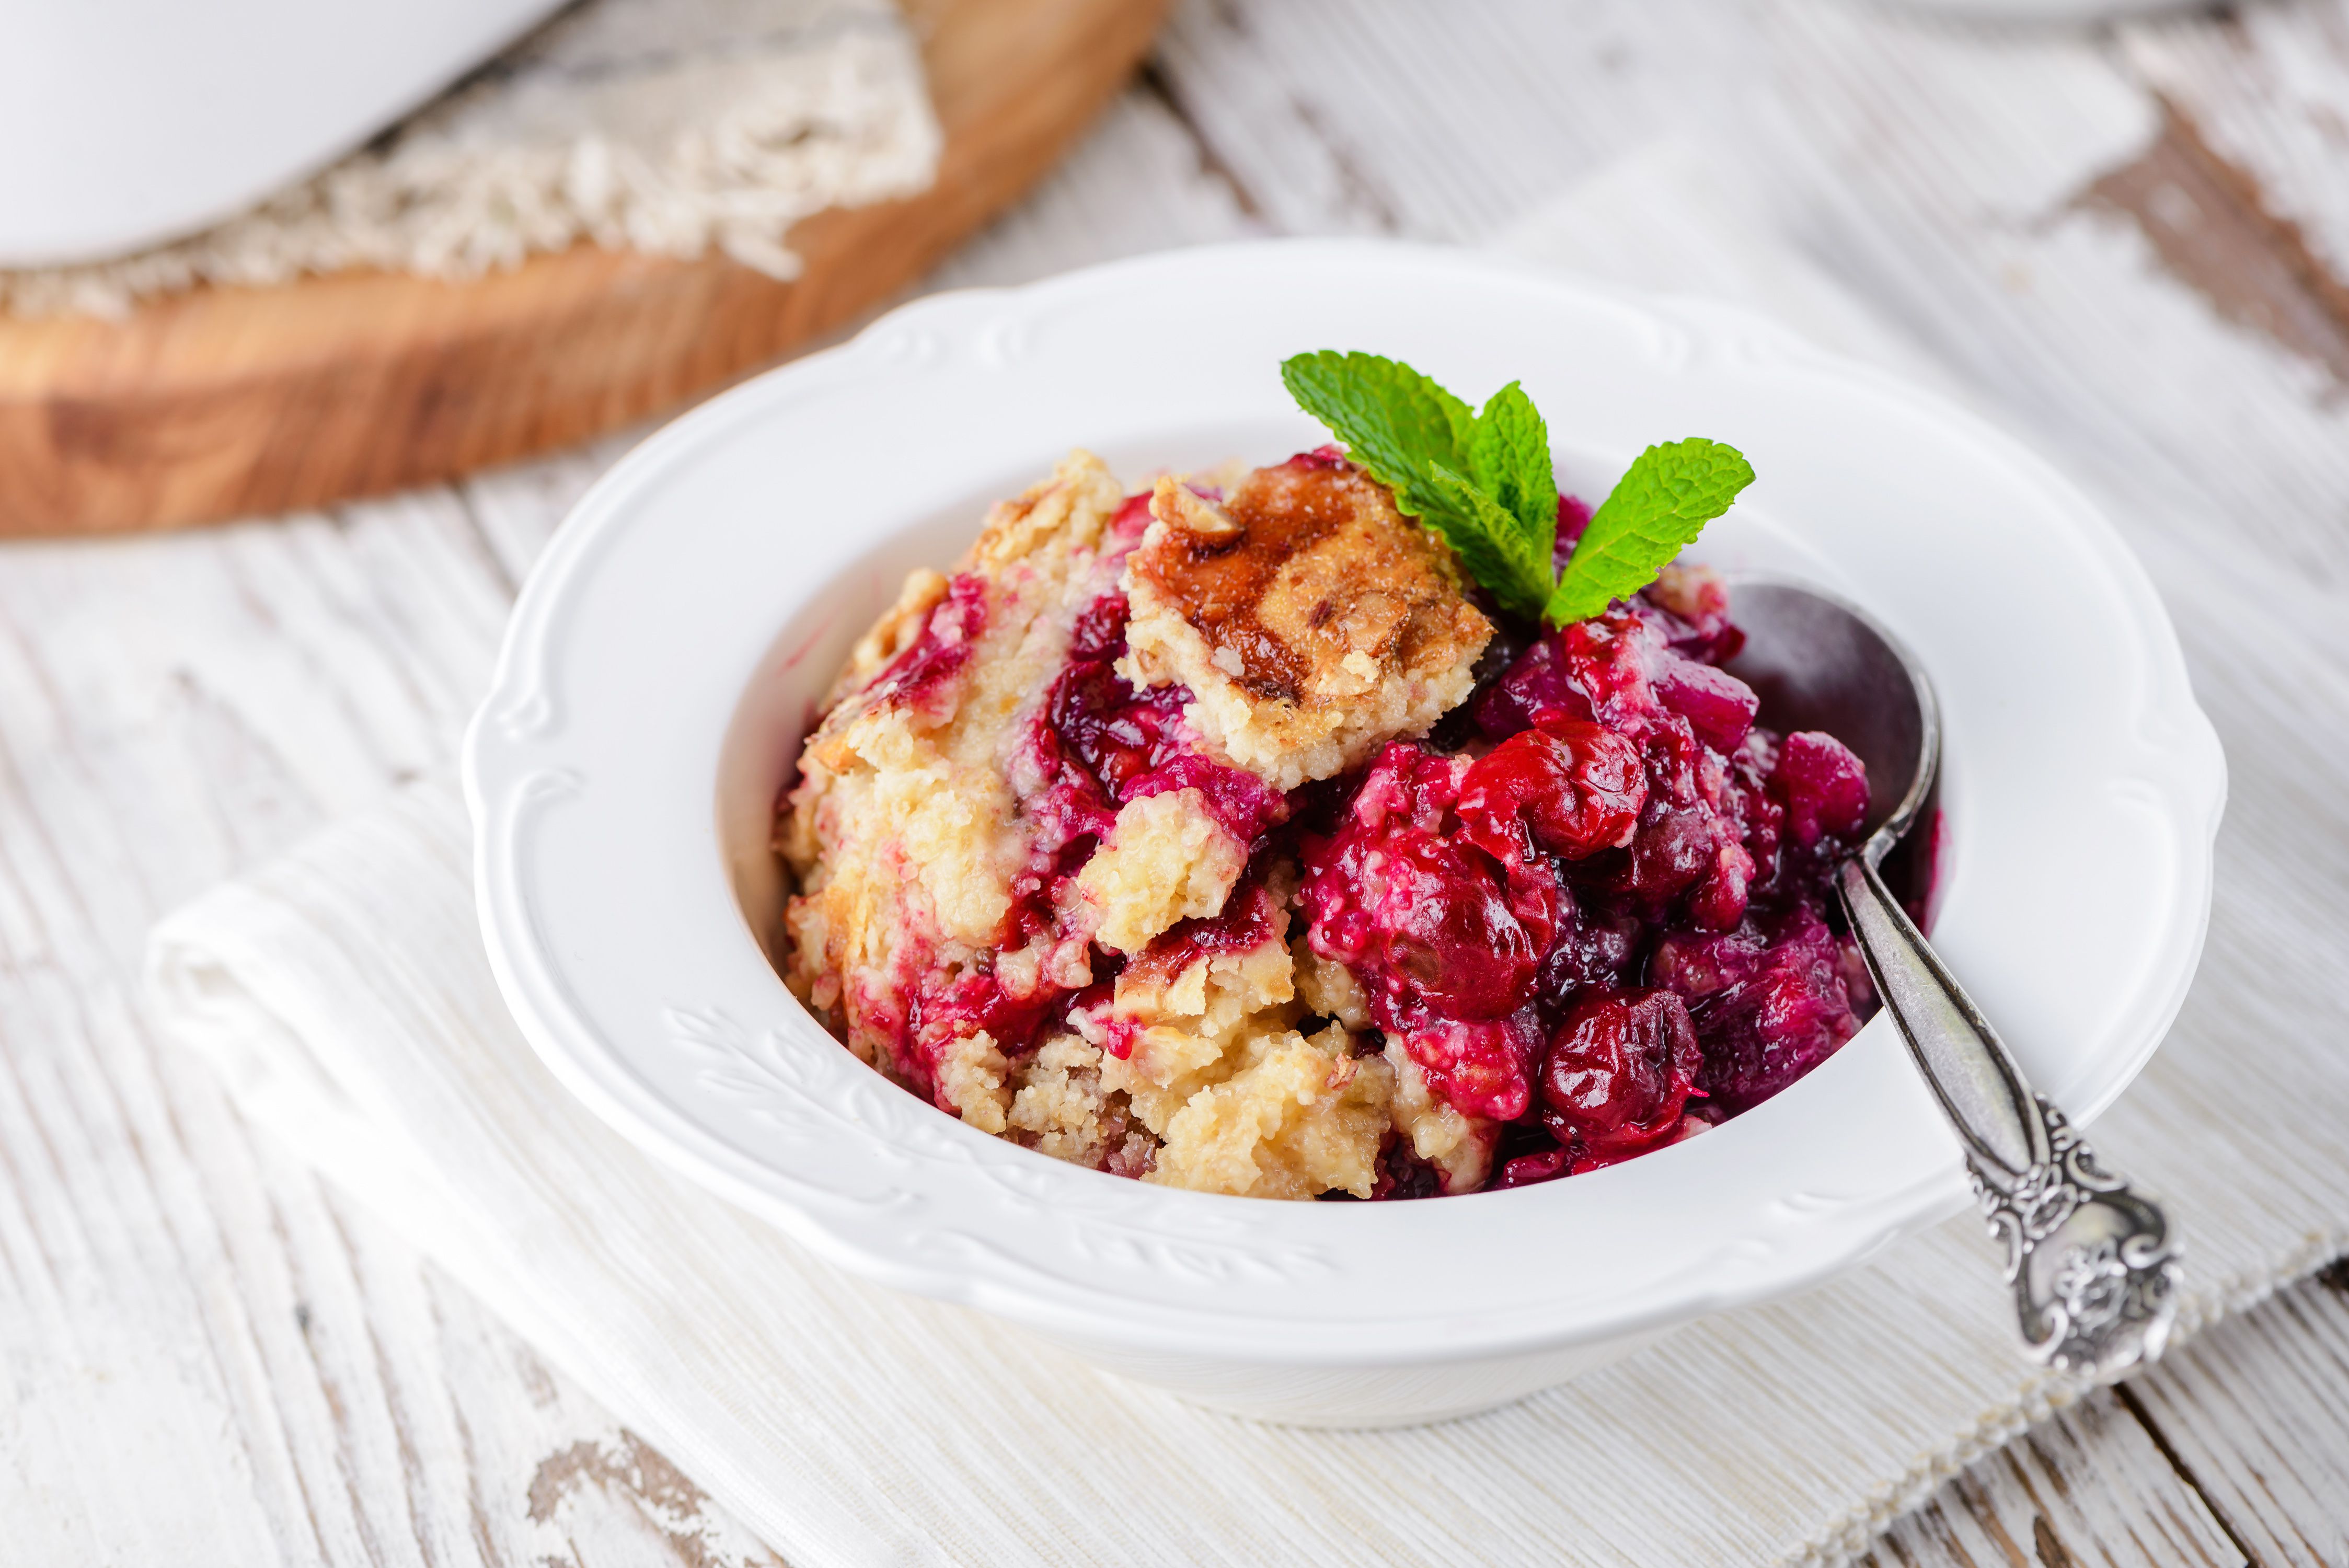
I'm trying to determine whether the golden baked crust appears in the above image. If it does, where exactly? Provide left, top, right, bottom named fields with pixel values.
left=1122, top=458, right=1494, bottom=790
left=1082, top=863, right=1391, bottom=1198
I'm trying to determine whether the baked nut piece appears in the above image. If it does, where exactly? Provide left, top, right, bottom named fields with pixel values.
left=777, top=445, right=1882, bottom=1199
left=1124, top=452, right=1495, bottom=790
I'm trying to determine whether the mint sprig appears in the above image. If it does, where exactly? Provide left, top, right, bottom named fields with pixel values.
left=1545, top=438, right=1755, bottom=625
left=1280, top=351, right=1755, bottom=628
left=1423, top=461, right=1552, bottom=621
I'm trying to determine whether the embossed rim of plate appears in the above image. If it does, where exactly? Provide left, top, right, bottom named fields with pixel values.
left=463, top=240, right=2225, bottom=1367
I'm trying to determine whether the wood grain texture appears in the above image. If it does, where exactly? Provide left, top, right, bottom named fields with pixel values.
left=0, top=0, right=1170, bottom=537
left=2081, top=97, right=2349, bottom=388
left=2118, top=2, right=2349, bottom=298
left=4, top=1, right=2349, bottom=1564
left=2118, top=1264, right=2349, bottom=1568
left=1860, top=1392, right=2242, bottom=1568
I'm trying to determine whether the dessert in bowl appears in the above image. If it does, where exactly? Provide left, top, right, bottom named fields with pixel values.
left=779, top=422, right=1887, bottom=1203
left=465, top=242, right=2224, bottom=1425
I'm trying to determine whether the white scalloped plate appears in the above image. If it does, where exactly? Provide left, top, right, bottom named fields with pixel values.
left=464, top=240, right=2224, bottom=1425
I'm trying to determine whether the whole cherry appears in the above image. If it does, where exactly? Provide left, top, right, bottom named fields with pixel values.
left=1538, top=988, right=1704, bottom=1156
left=1455, top=719, right=1646, bottom=863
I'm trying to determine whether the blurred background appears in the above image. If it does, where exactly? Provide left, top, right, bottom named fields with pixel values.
left=7, top=0, right=2337, bottom=541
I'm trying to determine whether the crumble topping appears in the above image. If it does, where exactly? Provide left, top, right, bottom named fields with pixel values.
left=1385, top=1039, right=1498, bottom=1195
left=1089, top=870, right=1391, bottom=1199
left=1074, top=788, right=1249, bottom=955
left=1123, top=455, right=1494, bottom=790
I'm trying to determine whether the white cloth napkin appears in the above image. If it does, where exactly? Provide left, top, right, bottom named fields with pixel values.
left=147, top=145, right=2349, bottom=1568
left=2, top=0, right=939, bottom=316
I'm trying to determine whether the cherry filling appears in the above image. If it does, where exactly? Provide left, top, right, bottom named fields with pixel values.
left=869, top=572, right=990, bottom=717
left=1034, top=594, right=1291, bottom=856
left=1650, top=903, right=1865, bottom=1113
left=1123, top=861, right=1283, bottom=999
left=1303, top=586, right=1881, bottom=1192
left=1300, top=745, right=1549, bottom=1120
left=1553, top=494, right=1594, bottom=563
left=1457, top=721, right=1646, bottom=863
left=1773, top=731, right=1873, bottom=852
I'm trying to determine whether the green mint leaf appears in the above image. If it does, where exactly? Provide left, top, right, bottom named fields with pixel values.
left=1466, top=382, right=1558, bottom=564
left=1279, top=353, right=1746, bottom=633
left=1423, top=462, right=1553, bottom=622
left=1282, top=352, right=1557, bottom=614
left=1279, top=351, right=1471, bottom=510
left=1545, top=439, right=1755, bottom=627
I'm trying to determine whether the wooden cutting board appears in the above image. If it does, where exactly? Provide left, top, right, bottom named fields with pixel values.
left=0, top=0, right=1169, bottom=535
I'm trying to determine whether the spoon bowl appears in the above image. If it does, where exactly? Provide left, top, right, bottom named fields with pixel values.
left=1727, top=576, right=2183, bottom=1378
left=1723, top=576, right=1939, bottom=855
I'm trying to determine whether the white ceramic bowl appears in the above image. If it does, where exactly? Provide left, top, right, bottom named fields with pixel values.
left=464, top=240, right=2224, bottom=1427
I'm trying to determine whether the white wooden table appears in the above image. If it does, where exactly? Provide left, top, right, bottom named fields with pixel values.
left=5, top=2, right=2347, bottom=1563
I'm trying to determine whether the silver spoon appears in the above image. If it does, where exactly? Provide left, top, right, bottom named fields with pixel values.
left=1722, top=577, right=2183, bottom=1377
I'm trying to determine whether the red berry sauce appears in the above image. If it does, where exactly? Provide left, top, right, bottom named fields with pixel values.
left=1306, top=581, right=1879, bottom=1194
left=869, top=572, right=991, bottom=719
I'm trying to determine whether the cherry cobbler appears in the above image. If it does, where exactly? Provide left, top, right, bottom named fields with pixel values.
left=778, top=448, right=1879, bottom=1199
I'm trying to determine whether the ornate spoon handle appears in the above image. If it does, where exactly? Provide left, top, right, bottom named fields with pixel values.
left=1835, top=857, right=2182, bottom=1376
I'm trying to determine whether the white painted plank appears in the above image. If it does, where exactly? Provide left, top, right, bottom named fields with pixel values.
left=0, top=507, right=806, bottom=1568
left=2118, top=0, right=2349, bottom=292
left=459, top=441, right=625, bottom=597
left=1861, top=1391, right=2242, bottom=1568
left=1743, top=5, right=2349, bottom=597
left=2123, top=1266, right=2349, bottom=1568
left=0, top=66, right=1256, bottom=1568
left=0, top=504, right=542, bottom=1566
left=1154, top=0, right=1781, bottom=243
